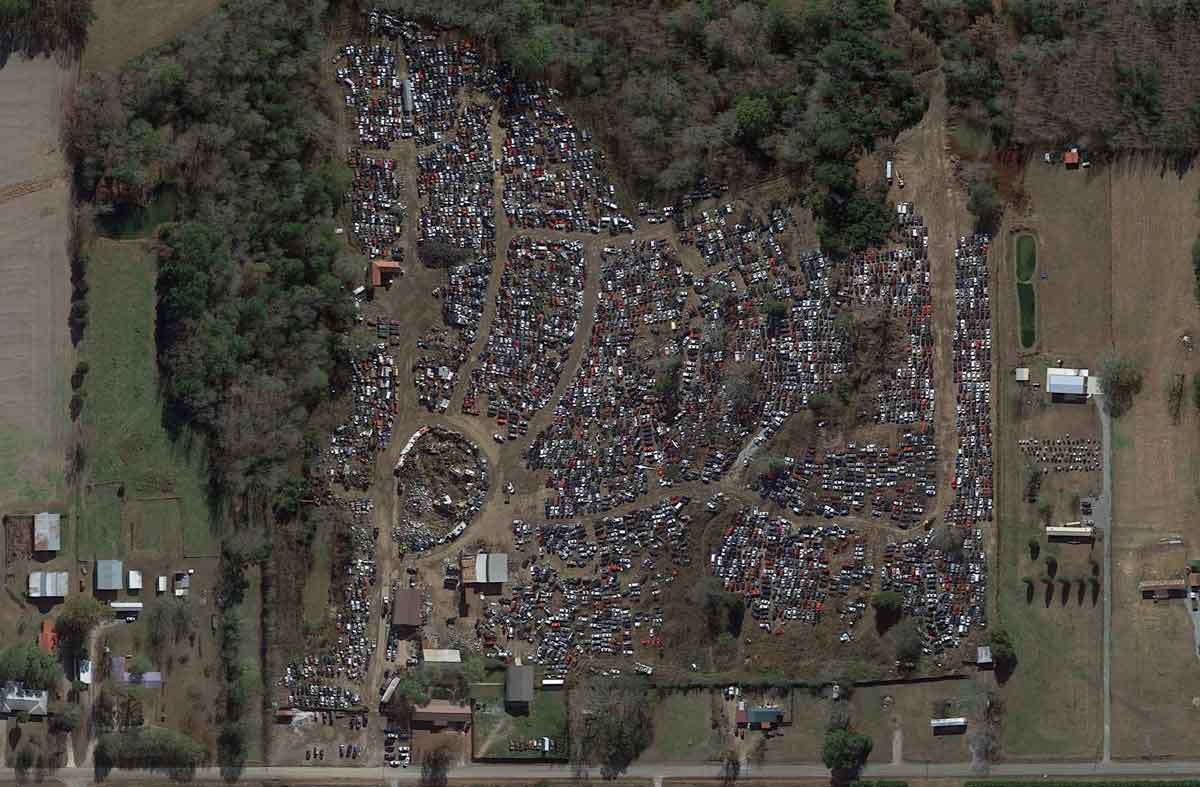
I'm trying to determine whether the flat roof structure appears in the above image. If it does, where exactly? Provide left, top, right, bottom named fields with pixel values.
left=391, top=588, right=422, bottom=628
left=1047, top=368, right=1090, bottom=399
left=412, top=699, right=471, bottom=727
left=1014, top=367, right=1030, bottom=382
left=1047, top=525, right=1095, bottom=539
left=128, top=570, right=143, bottom=591
left=371, top=259, right=403, bottom=287
left=33, top=512, right=60, bottom=552
left=462, top=553, right=509, bottom=584
left=96, top=560, right=123, bottom=591
left=28, top=570, right=68, bottom=598
left=1, top=683, right=48, bottom=717
left=423, top=648, right=461, bottom=664
left=506, top=664, right=534, bottom=705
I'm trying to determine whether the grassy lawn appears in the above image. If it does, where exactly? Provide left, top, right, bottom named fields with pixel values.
left=302, top=514, right=333, bottom=629
left=760, top=690, right=826, bottom=764
left=79, top=239, right=218, bottom=560
left=473, top=688, right=567, bottom=760
left=1017, top=282, right=1037, bottom=349
left=638, top=690, right=724, bottom=763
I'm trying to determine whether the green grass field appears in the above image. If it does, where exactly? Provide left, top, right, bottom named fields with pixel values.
left=1016, top=234, right=1038, bottom=282
left=302, top=515, right=333, bottom=629
left=1017, top=282, right=1037, bottom=349
left=638, top=690, right=724, bottom=763
left=473, top=688, right=568, bottom=760
left=78, top=239, right=218, bottom=560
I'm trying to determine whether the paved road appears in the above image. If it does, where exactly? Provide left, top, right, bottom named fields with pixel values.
left=1093, top=394, right=1113, bottom=763
left=23, top=757, right=1200, bottom=786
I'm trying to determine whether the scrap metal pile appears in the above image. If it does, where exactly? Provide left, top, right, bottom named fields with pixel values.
left=281, top=498, right=377, bottom=710
left=708, top=508, right=869, bottom=636
left=499, top=86, right=633, bottom=234
left=752, top=431, right=937, bottom=525
left=480, top=497, right=691, bottom=677
left=393, top=426, right=490, bottom=552
left=462, top=237, right=586, bottom=424
left=323, top=345, right=397, bottom=491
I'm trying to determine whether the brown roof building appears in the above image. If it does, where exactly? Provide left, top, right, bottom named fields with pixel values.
left=412, top=699, right=472, bottom=730
left=391, top=589, right=422, bottom=629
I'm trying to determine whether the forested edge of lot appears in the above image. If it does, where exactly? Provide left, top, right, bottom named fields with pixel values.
left=0, top=0, right=94, bottom=66
left=69, top=0, right=360, bottom=770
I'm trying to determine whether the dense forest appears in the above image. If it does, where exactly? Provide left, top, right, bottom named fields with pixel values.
left=70, top=0, right=357, bottom=509
left=0, top=0, right=94, bottom=66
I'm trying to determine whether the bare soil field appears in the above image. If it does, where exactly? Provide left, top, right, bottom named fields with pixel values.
left=1107, top=159, right=1200, bottom=759
left=82, top=0, right=222, bottom=73
left=0, top=56, right=74, bottom=515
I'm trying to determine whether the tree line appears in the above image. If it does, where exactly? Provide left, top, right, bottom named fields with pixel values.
left=0, top=0, right=94, bottom=67
left=376, top=0, right=927, bottom=253
left=69, top=0, right=359, bottom=511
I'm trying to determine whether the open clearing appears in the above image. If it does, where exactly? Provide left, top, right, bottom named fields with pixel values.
left=79, top=239, right=218, bottom=560
left=1107, top=159, right=1200, bottom=759
left=0, top=56, right=74, bottom=515
left=995, top=158, right=1200, bottom=761
left=82, top=0, right=223, bottom=73
left=852, top=680, right=980, bottom=764
left=637, top=690, right=725, bottom=764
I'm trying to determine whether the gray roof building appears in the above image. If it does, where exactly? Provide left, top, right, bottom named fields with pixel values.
left=505, top=664, right=534, bottom=706
left=96, top=560, right=123, bottom=591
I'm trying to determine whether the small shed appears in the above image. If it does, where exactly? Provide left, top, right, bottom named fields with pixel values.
left=157, top=576, right=168, bottom=594
left=33, top=513, right=61, bottom=552
left=96, top=560, right=123, bottom=591
left=931, top=717, right=967, bottom=734
left=128, top=570, right=143, bottom=591
left=976, top=646, right=993, bottom=668
left=371, top=259, right=403, bottom=287
left=1014, top=367, right=1030, bottom=383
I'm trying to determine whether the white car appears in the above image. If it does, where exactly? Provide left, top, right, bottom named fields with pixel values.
left=493, top=433, right=505, bottom=443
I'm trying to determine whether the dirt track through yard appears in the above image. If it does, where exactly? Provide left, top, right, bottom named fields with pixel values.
left=890, top=76, right=969, bottom=522
left=0, top=57, right=75, bottom=512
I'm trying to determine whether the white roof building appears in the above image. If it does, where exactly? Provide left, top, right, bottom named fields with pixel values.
left=1, top=683, right=48, bottom=717
left=27, top=571, right=68, bottom=598
left=33, top=513, right=61, bottom=552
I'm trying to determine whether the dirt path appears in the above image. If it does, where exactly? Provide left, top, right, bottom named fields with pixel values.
left=890, top=76, right=968, bottom=525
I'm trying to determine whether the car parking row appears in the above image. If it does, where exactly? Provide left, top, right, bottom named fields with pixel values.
left=499, top=86, right=633, bottom=234
left=847, top=208, right=935, bottom=425
left=346, top=149, right=405, bottom=263
left=462, top=237, right=586, bottom=423
left=281, top=498, right=378, bottom=709
left=1018, top=435, right=1101, bottom=473
left=321, top=345, right=397, bottom=491
left=709, top=508, right=869, bottom=636
left=752, top=430, right=937, bottom=526
left=473, top=498, right=693, bottom=676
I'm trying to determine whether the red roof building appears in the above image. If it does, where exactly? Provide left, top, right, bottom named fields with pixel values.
left=371, top=259, right=403, bottom=287
left=38, top=621, right=58, bottom=654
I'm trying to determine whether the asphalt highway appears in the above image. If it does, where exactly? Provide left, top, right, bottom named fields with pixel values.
left=18, top=758, right=1200, bottom=786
